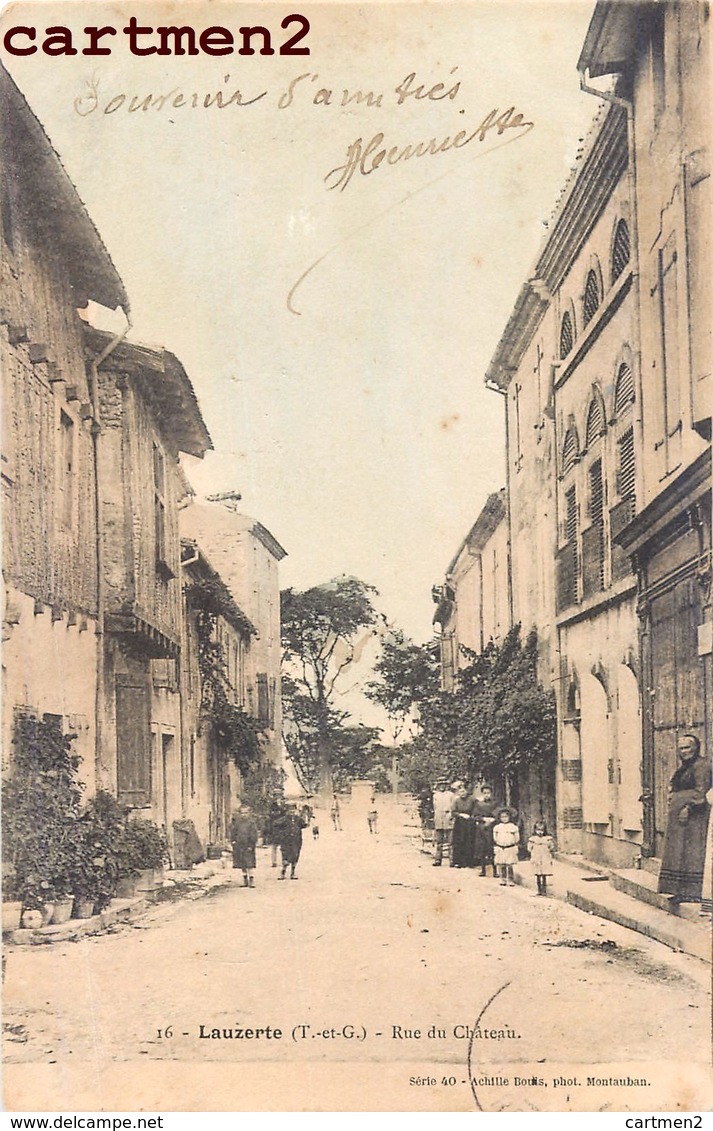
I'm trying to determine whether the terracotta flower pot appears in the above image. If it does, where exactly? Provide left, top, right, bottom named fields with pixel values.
left=135, top=868, right=164, bottom=894
left=115, top=876, right=137, bottom=899
left=50, top=896, right=75, bottom=925
left=2, top=901, right=23, bottom=932
left=73, top=897, right=95, bottom=919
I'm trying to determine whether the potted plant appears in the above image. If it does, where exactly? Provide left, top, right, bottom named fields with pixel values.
left=68, top=793, right=126, bottom=916
left=119, top=819, right=167, bottom=897
left=2, top=716, right=83, bottom=922
left=1, top=865, right=23, bottom=933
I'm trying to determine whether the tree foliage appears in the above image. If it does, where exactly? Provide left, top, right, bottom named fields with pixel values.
left=364, top=630, right=440, bottom=740
left=280, top=576, right=379, bottom=790
left=371, top=626, right=557, bottom=797
left=189, top=574, right=263, bottom=775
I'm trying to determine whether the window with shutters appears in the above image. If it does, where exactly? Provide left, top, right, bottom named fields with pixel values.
left=583, top=459, right=605, bottom=597
left=59, top=410, right=74, bottom=529
left=659, top=235, right=682, bottom=457
left=257, top=672, right=270, bottom=726
left=611, top=220, right=630, bottom=283
left=585, top=393, right=605, bottom=450
left=613, top=362, right=635, bottom=415
left=116, top=675, right=152, bottom=807
left=561, top=426, right=579, bottom=475
left=560, top=311, right=574, bottom=359
left=153, top=443, right=168, bottom=571
left=557, top=484, right=580, bottom=610
left=617, top=428, right=635, bottom=501
left=582, top=269, right=600, bottom=326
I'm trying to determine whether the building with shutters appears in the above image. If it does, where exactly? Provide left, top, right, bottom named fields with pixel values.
left=181, top=499, right=287, bottom=768
left=578, top=1, right=711, bottom=868
left=486, top=100, right=644, bottom=865
left=180, top=539, right=257, bottom=848
left=85, top=329, right=212, bottom=849
left=432, top=488, right=511, bottom=693
left=0, top=66, right=128, bottom=793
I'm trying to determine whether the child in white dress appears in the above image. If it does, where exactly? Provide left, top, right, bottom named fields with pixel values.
left=527, top=821, right=555, bottom=896
left=493, top=808, right=520, bottom=886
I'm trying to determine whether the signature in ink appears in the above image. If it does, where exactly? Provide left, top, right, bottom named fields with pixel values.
left=324, top=107, right=534, bottom=192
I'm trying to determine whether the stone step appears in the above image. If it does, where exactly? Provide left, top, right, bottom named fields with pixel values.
left=610, top=868, right=706, bottom=923
left=555, top=852, right=609, bottom=876
left=565, top=881, right=712, bottom=964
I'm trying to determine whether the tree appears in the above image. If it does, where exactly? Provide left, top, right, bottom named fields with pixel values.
left=364, top=630, right=441, bottom=741
left=330, top=724, right=381, bottom=791
left=388, top=626, right=557, bottom=809
left=280, top=576, right=379, bottom=791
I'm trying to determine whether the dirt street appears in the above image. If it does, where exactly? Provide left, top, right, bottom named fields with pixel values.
left=3, top=796, right=711, bottom=1112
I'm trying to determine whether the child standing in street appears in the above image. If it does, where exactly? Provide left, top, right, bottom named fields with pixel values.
left=493, top=808, right=520, bottom=887
left=367, top=803, right=378, bottom=834
left=527, top=821, right=555, bottom=896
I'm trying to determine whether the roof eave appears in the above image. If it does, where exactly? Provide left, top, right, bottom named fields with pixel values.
left=1, top=65, right=128, bottom=313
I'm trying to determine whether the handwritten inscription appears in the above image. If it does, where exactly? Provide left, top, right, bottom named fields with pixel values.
left=324, top=108, right=534, bottom=192
left=74, top=73, right=268, bottom=114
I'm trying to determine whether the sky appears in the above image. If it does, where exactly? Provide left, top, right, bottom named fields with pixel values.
left=2, top=0, right=602, bottom=645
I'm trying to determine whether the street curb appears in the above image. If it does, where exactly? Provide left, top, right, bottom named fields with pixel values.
left=511, top=861, right=712, bottom=964
left=2, top=869, right=234, bottom=946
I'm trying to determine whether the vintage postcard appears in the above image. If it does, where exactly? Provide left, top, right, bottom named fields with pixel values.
left=1, top=0, right=711, bottom=1115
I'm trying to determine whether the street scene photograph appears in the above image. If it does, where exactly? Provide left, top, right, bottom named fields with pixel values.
left=0, top=0, right=711, bottom=1114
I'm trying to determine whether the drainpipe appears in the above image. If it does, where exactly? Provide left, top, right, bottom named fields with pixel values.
left=485, top=378, right=514, bottom=629
left=88, top=305, right=132, bottom=793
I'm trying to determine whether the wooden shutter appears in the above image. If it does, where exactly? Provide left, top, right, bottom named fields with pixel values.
left=116, top=673, right=152, bottom=806
left=611, top=220, right=630, bottom=283
left=257, top=673, right=269, bottom=726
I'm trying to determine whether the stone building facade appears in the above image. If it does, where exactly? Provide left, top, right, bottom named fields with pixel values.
left=1, top=65, right=127, bottom=794
left=472, top=0, right=711, bottom=874
left=180, top=541, right=256, bottom=848
left=1, top=66, right=283, bottom=864
left=181, top=501, right=287, bottom=767
left=579, top=0, right=711, bottom=865
left=86, top=330, right=212, bottom=849
left=432, top=488, right=510, bottom=692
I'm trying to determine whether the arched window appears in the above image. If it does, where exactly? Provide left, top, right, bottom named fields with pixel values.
left=613, top=361, right=635, bottom=416
left=560, top=310, right=574, bottom=359
left=582, top=269, right=600, bottom=325
left=585, top=392, right=606, bottom=448
left=562, top=426, right=579, bottom=474
left=611, top=220, right=630, bottom=283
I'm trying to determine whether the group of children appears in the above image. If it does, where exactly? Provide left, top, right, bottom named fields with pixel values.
left=492, top=809, right=555, bottom=895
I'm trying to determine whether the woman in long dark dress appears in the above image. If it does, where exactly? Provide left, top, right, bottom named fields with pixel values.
left=450, top=782, right=475, bottom=868
left=231, top=805, right=258, bottom=887
left=275, top=804, right=308, bottom=880
left=472, top=785, right=498, bottom=876
left=657, top=734, right=712, bottom=904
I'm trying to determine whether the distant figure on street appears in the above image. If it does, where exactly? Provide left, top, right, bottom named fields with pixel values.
left=231, top=805, right=258, bottom=888
left=330, top=794, right=342, bottom=831
left=450, top=781, right=475, bottom=868
left=367, top=800, right=379, bottom=834
left=432, top=778, right=455, bottom=866
left=312, top=821, right=320, bottom=840
left=275, top=803, right=308, bottom=880
left=493, top=808, right=520, bottom=887
left=657, top=734, right=712, bottom=904
left=264, top=799, right=284, bottom=868
left=472, top=784, right=498, bottom=877
left=527, top=821, right=555, bottom=896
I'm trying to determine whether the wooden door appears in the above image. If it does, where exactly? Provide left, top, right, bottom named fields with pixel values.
left=649, top=577, right=705, bottom=855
